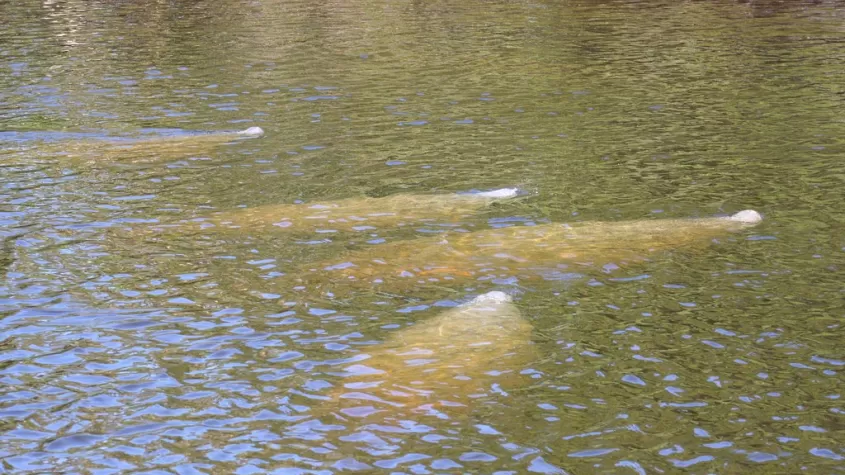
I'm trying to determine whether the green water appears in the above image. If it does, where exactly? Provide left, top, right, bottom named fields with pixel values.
left=1, top=0, right=844, bottom=473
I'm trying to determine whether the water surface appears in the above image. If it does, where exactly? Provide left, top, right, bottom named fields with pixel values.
left=1, top=0, right=844, bottom=473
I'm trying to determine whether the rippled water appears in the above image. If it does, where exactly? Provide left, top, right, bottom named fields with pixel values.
left=2, top=0, right=844, bottom=473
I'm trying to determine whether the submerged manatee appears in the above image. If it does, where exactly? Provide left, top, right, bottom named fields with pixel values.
left=181, top=187, right=521, bottom=233
left=125, top=188, right=521, bottom=236
left=312, top=291, right=534, bottom=422
left=296, top=210, right=763, bottom=293
left=5, top=127, right=264, bottom=163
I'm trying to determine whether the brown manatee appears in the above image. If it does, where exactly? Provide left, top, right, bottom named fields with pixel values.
left=307, top=291, right=535, bottom=424
left=178, top=187, right=521, bottom=233
left=2, top=127, right=264, bottom=163
left=292, top=210, right=764, bottom=294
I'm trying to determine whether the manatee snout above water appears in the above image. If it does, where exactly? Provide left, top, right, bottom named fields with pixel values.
left=725, top=209, right=763, bottom=224
left=235, top=127, right=265, bottom=137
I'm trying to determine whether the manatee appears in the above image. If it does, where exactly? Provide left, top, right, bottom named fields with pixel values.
left=2, top=127, right=264, bottom=163
left=189, top=188, right=521, bottom=233
left=312, top=291, right=535, bottom=422
left=295, top=210, right=764, bottom=292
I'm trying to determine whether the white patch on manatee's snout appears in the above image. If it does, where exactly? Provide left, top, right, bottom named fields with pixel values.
left=727, top=209, right=763, bottom=224
left=474, top=188, right=519, bottom=199
left=470, top=291, right=513, bottom=305
left=237, top=126, right=265, bottom=137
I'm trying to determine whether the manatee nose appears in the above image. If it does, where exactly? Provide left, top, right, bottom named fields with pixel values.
left=238, top=127, right=265, bottom=137
left=472, top=291, right=512, bottom=304
left=729, top=209, right=763, bottom=224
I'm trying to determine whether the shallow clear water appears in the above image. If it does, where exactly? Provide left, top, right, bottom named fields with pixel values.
left=1, top=0, right=844, bottom=473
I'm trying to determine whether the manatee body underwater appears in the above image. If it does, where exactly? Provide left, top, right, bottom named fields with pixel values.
left=1, top=126, right=264, bottom=163
left=141, top=187, right=522, bottom=234
left=297, top=291, right=535, bottom=424
left=290, top=210, right=764, bottom=295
